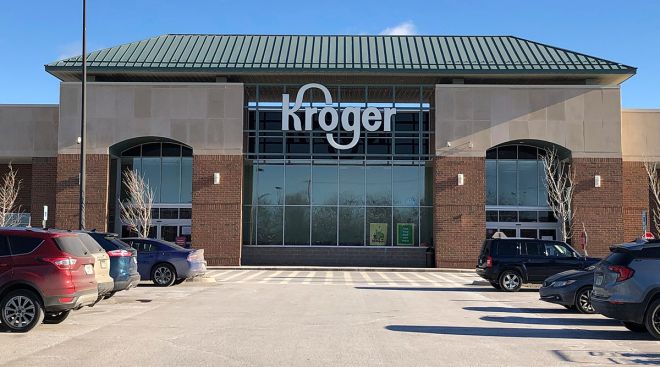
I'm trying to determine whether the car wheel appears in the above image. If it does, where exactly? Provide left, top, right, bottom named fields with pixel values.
left=0, top=289, right=44, bottom=332
left=499, top=270, right=522, bottom=292
left=152, top=264, right=176, bottom=287
left=489, top=281, right=501, bottom=290
left=644, top=298, right=660, bottom=339
left=43, top=310, right=71, bottom=325
left=622, top=321, right=648, bottom=333
left=575, top=287, right=596, bottom=314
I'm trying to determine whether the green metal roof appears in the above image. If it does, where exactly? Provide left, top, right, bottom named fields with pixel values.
left=45, top=34, right=635, bottom=77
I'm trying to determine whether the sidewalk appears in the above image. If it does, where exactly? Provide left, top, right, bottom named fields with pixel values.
left=206, top=265, right=476, bottom=273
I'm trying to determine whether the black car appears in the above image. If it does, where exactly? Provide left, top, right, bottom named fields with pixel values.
left=476, top=238, right=599, bottom=292
left=85, top=232, right=141, bottom=298
left=539, top=264, right=599, bottom=313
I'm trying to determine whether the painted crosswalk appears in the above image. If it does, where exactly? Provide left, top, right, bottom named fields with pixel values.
left=204, top=269, right=480, bottom=287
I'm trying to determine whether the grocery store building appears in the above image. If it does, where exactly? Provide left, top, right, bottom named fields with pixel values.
left=1, top=34, right=659, bottom=267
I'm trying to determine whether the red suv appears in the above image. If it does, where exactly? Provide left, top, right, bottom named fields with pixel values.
left=0, top=228, right=98, bottom=332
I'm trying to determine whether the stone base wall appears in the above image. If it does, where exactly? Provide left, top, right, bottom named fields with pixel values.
left=192, top=155, right=242, bottom=266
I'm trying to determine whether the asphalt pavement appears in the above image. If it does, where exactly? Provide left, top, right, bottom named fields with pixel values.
left=0, top=270, right=657, bottom=366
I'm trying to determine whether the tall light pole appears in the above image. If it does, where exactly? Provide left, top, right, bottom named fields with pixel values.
left=79, top=0, right=87, bottom=230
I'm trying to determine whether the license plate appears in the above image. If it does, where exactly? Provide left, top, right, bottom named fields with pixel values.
left=595, top=274, right=604, bottom=286
left=84, top=264, right=94, bottom=275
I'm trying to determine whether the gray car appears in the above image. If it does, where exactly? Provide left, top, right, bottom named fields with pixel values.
left=591, top=239, right=660, bottom=339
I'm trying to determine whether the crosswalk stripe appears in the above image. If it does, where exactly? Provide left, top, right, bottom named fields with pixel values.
left=360, top=271, right=376, bottom=286
left=445, top=273, right=470, bottom=283
left=324, top=271, right=332, bottom=285
left=392, top=272, right=420, bottom=286
left=427, top=272, right=452, bottom=283
left=303, top=271, right=316, bottom=284
left=280, top=271, right=299, bottom=284
left=215, top=271, right=245, bottom=282
left=236, top=270, right=266, bottom=283
left=343, top=272, right=351, bottom=283
left=410, top=272, right=435, bottom=284
left=258, top=270, right=282, bottom=283
left=376, top=272, right=397, bottom=286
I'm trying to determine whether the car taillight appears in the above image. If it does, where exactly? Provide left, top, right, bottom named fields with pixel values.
left=486, top=256, right=493, bottom=268
left=609, top=265, right=634, bottom=282
left=107, top=249, right=132, bottom=257
left=42, top=257, right=77, bottom=270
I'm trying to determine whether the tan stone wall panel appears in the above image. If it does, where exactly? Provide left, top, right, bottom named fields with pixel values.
left=58, top=83, right=244, bottom=156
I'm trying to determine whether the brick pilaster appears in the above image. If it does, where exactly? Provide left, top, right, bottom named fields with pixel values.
left=572, top=158, right=624, bottom=257
left=191, top=155, right=242, bottom=266
left=55, top=154, right=109, bottom=231
left=30, top=157, right=57, bottom=227
left=622, top=161, right=651, bottom=240
left=434, top=156, right=485, bottom=268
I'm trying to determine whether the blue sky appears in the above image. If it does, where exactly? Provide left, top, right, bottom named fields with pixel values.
left=1, top=0, right=658, bottom=107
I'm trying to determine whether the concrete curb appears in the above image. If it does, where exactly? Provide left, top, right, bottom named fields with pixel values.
left=207, top=266, right=476, bottom=273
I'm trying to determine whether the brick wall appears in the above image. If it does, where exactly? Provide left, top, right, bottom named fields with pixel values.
left=192, top=155, right=242, bottom=266
left=0, top=163, right=32, bottom=220
left=622, top=161, right=651, bottom=240
left=572, top=158, right=624, bottom=257
left=434, top=156, right=485, bottom=268
left=55, top=154, right=109, bottom=231
left=30, top=157, right=57, bottom=227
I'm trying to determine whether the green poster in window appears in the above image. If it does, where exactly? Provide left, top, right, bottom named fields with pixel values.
left=369, top=223, right=388, bottom=246
left=397, top=223, right=415, bottom=246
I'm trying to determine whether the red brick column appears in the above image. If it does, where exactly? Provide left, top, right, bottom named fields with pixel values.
left=572, top=158, right=624, bottom=257
left=192, top=155, right=242, bottom=266
left=55, top=154, right=109, bottom=231
left=30, top=157, right=57, bottom=227
left=622, top=161, right=651, bottom=240
left=434, top=156, right=485, bottom=268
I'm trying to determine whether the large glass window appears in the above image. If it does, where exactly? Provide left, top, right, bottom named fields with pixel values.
left=120, top=142, right=192, bottom=204
left=243, top=84, right=434, bottom=247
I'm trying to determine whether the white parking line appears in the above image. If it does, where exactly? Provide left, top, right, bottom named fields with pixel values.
left=343, top=272, right=351, bottom=284
left=324, top=271, right=332, bottom=285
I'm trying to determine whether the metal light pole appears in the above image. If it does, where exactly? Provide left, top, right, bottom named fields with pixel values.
left=79, top=0, right=87, bottom=230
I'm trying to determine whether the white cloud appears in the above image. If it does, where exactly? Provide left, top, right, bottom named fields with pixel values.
left=57, top=40, right=82, bottom=60
left=379, top=21, right=417, bottom=36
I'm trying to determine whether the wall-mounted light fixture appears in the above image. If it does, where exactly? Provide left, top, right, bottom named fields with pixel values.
left=76, top=136, right=82, bottom=144
left=457, top=173, right=465, bottom=186
left=446, top=141, right=452, bottom=147
left=213, top=173, right=221, bottom=185
left=594, top=175, right=601, bottom=188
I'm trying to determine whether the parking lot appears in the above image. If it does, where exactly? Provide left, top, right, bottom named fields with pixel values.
left=1, top=269, right=658, bottom=366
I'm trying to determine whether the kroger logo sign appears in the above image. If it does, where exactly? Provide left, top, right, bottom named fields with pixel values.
left=281, top=83, right=396, bottom=150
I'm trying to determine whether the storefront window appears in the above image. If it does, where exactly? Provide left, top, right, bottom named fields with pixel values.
left=243, top=84, right=434, bottom=247
left=120, top=142, right=192, bottom=204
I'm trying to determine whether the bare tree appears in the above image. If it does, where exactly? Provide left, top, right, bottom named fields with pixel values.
left=119, top=170, right=154, bottom=238
left=541, top=148, right=576, bottom=243
left=0, top=164, right=23, bottom=227
left=644, top=160, right=660, bottom=237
